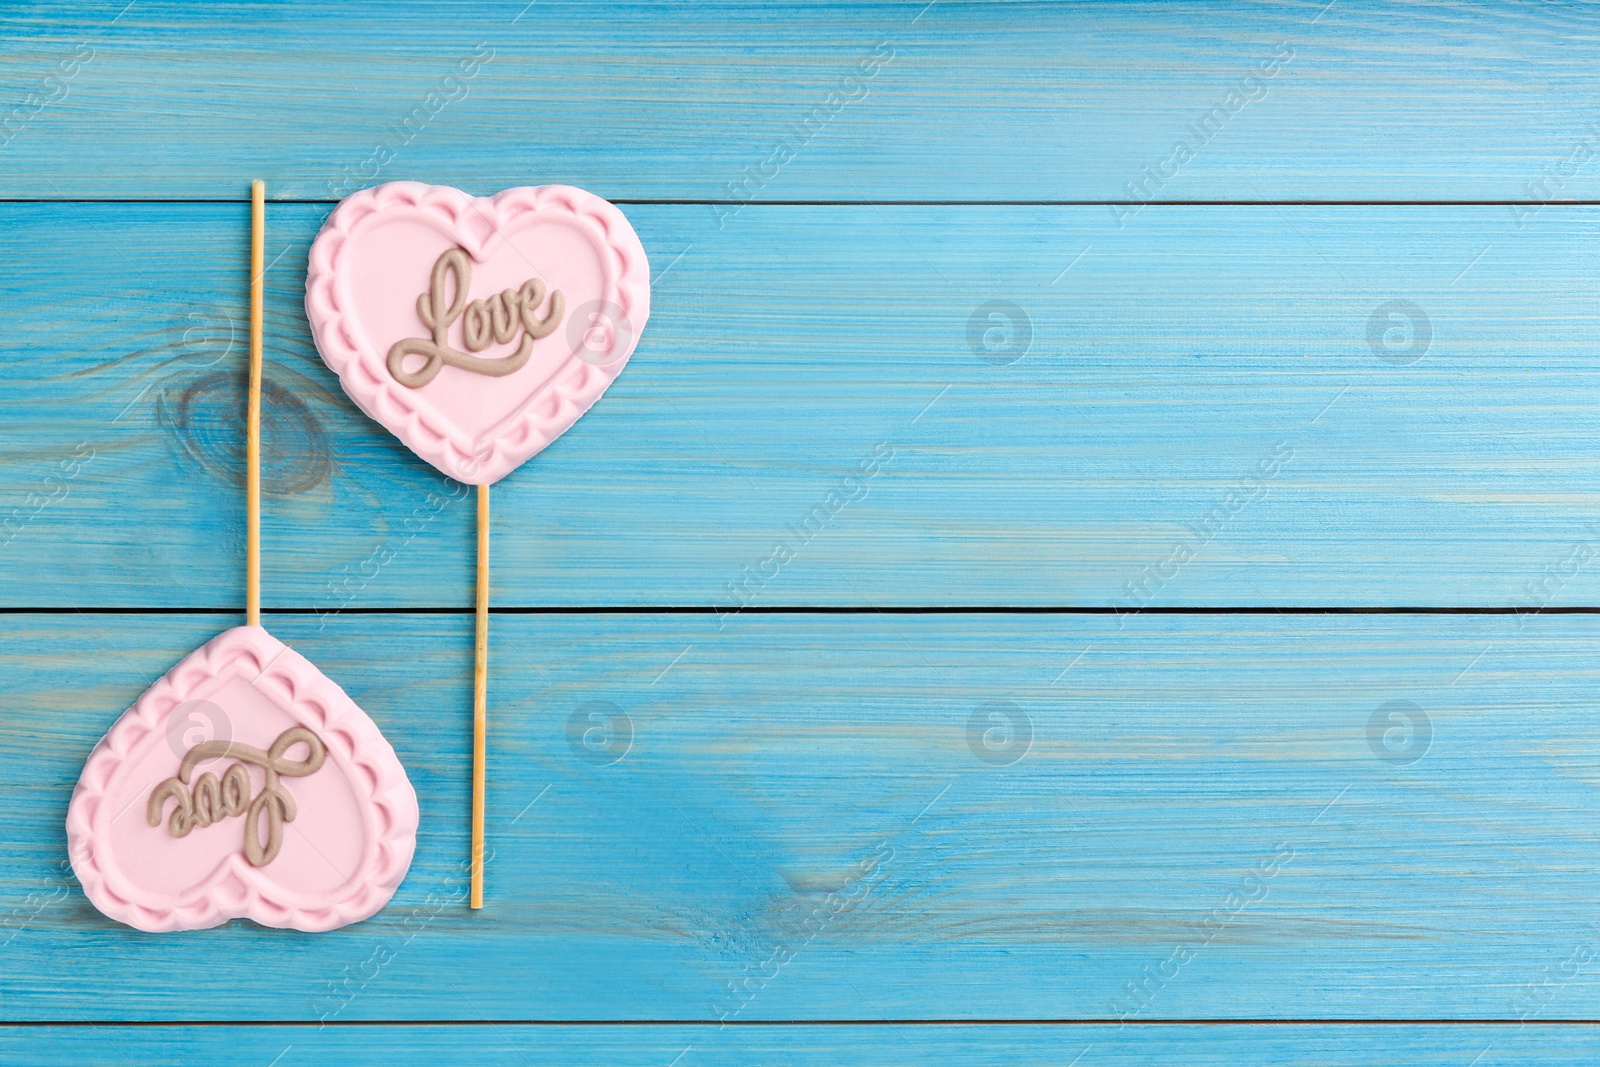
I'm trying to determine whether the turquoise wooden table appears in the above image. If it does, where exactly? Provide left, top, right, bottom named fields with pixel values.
left=7, top=0, right=1600, bottom=1062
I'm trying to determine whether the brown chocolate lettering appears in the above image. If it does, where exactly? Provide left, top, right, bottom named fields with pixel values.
left=146, top=726, right=327, bottom=867
left=386, top=247, right=565, bottom=388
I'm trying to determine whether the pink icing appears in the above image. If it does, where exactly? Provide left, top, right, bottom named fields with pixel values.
left=65, top=626, right=419, bottom=932
left=305, top=182, right=650, bottom=485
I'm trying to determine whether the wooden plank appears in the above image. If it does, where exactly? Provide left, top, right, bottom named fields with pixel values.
left=7, top=202, right=1600, bottom=609
left=6, top=1, right=1600, bottom=203
left=4, top=1023, right=1599, bottom=1065
left=8, top=611, right=1600, bottom=1021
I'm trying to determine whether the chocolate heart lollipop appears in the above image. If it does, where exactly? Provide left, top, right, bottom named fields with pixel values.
left=66, top=182, right=419, bottom=932
left=305, top=182, right=650, bottom=907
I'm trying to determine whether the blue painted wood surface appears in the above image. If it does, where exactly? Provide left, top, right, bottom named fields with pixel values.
left=7, top=1023, right=1600, bottom=1065
left=9, top=202, right=1600, bottom=609
left=7, top=612, right=1600, bottom=1026
left=5, top=0, right=1600, bottom=203
left=5, top=1, right=1600, bottom=1062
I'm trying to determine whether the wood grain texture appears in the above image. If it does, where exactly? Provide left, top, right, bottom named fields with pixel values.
left=7, top=202, right=1600, bottom=609
left=8, top=0, right=1600, bottom=1051
left=4, top=1023, right=1598, bottom=1065
left=5, top=1, right=1600, bottom=203
left=7, top=612, right=1600, bottom=1021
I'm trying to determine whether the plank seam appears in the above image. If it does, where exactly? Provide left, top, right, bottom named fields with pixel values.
left=5, top=607, right=1600, bottom=617
left=10, top=198, right=1600, bottom=207
left=4, top=1019, right=1600, bottom=1027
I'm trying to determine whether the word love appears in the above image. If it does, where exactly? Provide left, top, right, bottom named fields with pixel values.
left=147, top=726, right=328, bottom=868
left=387, top=247, right=564, bottom=388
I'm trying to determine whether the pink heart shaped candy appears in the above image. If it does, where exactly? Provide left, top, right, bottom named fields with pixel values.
left=305, top=181, right=651, bottom=484
left=65, top=626, right=419, bottom=932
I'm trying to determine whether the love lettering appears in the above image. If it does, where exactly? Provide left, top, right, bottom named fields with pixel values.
left=147, top=726, right=327, bottom=868
left=386, top=247, right=565, bottom=388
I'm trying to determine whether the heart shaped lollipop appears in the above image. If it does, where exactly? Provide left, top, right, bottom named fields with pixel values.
left=66, top=626, right=418, bottom=932
left=305, top=181, right=651, bottom=909
left=68, top=182, right=419, bottom=932
left=305, top=181, right=651, bottom=485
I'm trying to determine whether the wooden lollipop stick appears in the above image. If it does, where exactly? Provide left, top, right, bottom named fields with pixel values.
left=471, top=482, right=489, bottom=908
left=247, top=179, right=264, bottom=627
